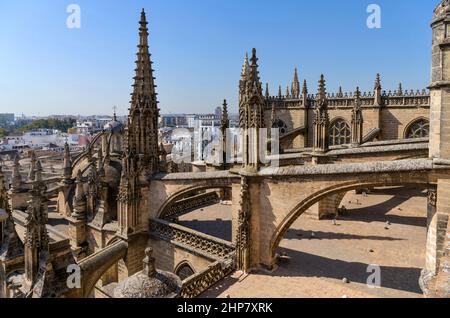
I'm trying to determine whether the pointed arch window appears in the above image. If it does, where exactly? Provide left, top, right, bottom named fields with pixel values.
left=405, top=118, right=429, bottom=139
left=175, top=262, right=195, bottom=280
left=329, top=119, right=351, bottom=146
left=273, top=119, right=288, bottom=136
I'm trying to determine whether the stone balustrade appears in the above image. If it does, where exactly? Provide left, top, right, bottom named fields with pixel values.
left=150, top=218, right=235, bottom=260
left=180, top=256, right=235, bottom=298
left=161, top=191, right=219, bottom=220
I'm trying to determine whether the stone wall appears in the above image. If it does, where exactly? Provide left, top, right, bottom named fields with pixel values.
left=426, top=178, right=450, bottom=274
left=270, top=105, right=429, bottom=150
left=149, top=238, right=212, bottom=276
left=380, top=107, right=429, bottom=140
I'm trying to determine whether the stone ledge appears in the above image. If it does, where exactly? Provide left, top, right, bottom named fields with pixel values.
left=326, top=142, right=428, bottom=156
left=153, top=170, right=239, bottom=181
left=255, top=158, right=444, bottom=177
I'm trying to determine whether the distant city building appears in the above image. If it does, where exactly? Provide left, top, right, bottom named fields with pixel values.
left=161, top=114, right=189, bottom=127
left=0, top=113, right=15, bottom=127
left=215, top=106, right=222, bottom=118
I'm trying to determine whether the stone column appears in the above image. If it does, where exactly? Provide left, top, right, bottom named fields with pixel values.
left=422, top=179, right=450, bottom=296
left=429, top=3, right=450, bottom=160
left=312, top=75, right=330, bottom=160
left=235, top=177, right=251, bottom=273
left=351, top=87, right=363, bottom=146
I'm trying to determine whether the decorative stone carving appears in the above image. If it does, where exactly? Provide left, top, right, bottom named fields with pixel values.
left=428, top=188, right=437, bottom=207
left=150, top=218, right=235, bottom=259
left=180, top=258, right=235, bottom=298
left=313, top=75, right=330, bottom=153
left=235, top=177, right=251, bottom=272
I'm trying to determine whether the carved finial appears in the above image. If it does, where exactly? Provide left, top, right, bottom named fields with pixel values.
left=355, top=86, right=361, bottom=100
left=302, top=79, right=308, bottom=95
left=241, top=53, right=250, bottom=80
left=221, top=99, right=229, bottom=130
left=292, top=68, right=300, bottom=98
left=159, top=142, right=166, bottom=155
left=72, top=170, right=86, bottom=220
left=113, top=106, right=118, bottom=121
left=250, top=48, right=258, bottom=66
left=143, top=247, right=156, bottom=277
left=271, top=103, right=277, bottom=127
left=374, top=73, right=382, bottom=90
left=397, top=83, right=403, bottom=96
left=14, top=154, right=20, bottom=167
left=317, top=74, right=327, bottom=100
left=28, top=151, right=37, bottom=181
left=12, top=155, right=22, bottom=189
left=35, top=161, right=43, bottom=182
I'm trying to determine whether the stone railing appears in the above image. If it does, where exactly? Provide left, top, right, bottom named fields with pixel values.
left=161, top=191, right=219, bottom=220
left=150, top=218, right=235, bottom=260
left=180, top=256, right=235, bottom=298
left=266, top=90, right=430, bottom=109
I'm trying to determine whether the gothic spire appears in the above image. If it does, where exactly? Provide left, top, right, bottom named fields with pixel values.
left=248, top=48, right=262, bottom=96
left=130, top=9, right=158, bottom=107
left=241, top=53, right=250, bottom=81
left=25, top=165, right=50, bottom=287
left=278, top=85, right=282, bottom=98
left=265, top=83, right=270, bottom=98
left=125, top=9, right=160, bottom=174
left=292, top=68, right=300, bottom=98
left=239, top=53, right=251, bottom=105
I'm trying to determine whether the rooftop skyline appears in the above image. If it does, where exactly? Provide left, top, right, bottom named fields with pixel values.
left=0, top=0, right=438, bottom=116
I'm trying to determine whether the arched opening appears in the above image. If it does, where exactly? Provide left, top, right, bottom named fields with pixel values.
left=158, top=186, right=233, bottom=242
left=273, top=119, right=288, bottom=136
left=405, top=118, right=430, bottom=139
left=329, top=118, right=351, bottom=146
left=267, top=183, right=429, bottom=297
left=175, top=261, right=195, bottom=280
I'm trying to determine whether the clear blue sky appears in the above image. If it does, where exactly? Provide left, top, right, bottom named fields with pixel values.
left=0, top=0, right=439, bottom=116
